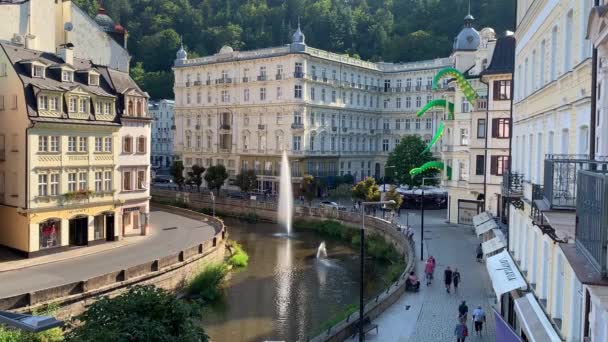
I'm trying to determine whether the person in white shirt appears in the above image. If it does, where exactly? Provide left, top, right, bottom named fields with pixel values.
left=472, top=306, right=486, bottom=336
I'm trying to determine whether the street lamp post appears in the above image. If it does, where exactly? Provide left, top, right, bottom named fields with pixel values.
left=359, top=199, right=396, bottom=342
left=210, top=191, right=215, bottom=217
left=420, top=190, right=425, bottom=261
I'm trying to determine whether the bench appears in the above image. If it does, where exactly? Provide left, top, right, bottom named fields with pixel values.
left=352, top=317, right=379, bottom=338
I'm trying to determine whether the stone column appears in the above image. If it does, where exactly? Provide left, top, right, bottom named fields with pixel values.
left=141, top=210, right=150, bottom=236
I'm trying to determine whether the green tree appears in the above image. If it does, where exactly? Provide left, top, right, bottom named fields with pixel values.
left=352, top=177, right=381, bottom=202
left=329, top=183, right=352, bottom=207
left=204, top=165, right=228, bottom=195
left=187, top=165, right=205, bottom=191
left=386, top=135, right=438, bottom=187
left=170, top=160, right=185, bottom=190
left=234, top=170, right=257, bottom=193
left=300, top=174, right=317, bottom=207
left=65, top=285, right=208, bottom=342
left=383, top=186, right=403, bottom=210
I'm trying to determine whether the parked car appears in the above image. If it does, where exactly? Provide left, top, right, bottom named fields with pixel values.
left=227, top=191, right=248, bottom=199
left=153, top=176, right=173, bottom=184
left=319, top=201, right=346, bottom=211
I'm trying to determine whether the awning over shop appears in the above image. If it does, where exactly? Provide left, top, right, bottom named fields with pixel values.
left=486, top=250, right=527, bottom=296
left=514, top=293, right=561, bottom=342
left=475, top=218, right=498, bottom=236
left=473, top=211, right=493, bottom=226
left=482, top=231, right=506, bottom=256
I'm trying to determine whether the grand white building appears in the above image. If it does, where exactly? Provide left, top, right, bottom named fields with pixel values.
left=172, top=25, right=455, bottom=192
left=150, top=99, right=175, bottom=172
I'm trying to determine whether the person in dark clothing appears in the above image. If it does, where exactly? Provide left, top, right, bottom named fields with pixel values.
left=453, top=268, right=461, bottom=292
left=458, top=301, right=469, bottom=322
left=476, top=243, right=483, bottom=262
left=454, top=321, right=468, bottom=342
left=444, top=266, right=453, bottom=293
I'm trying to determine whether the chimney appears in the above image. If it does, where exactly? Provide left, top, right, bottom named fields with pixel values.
left=58, top=46, right=74, bottom=65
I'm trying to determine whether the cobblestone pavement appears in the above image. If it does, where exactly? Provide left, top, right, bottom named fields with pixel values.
left=350, top=209, right=497, bottom=342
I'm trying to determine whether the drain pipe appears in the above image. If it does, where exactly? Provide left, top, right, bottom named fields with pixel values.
left=479, top=78, right=489, bottom=213
left=590, top=0, right=600, bottom=161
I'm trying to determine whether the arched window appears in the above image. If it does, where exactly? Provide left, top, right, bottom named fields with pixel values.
left=564, top=10, right=573, bottom=72
left=127, top=100, right=134, bottom=116
left=137, top=136, right=146, bottom=153
left=550, top=27, right=558, bottom=80
left=578, top=126, right=589, bottom=155
left=539, top=40, right=546, bottom=86
left=136, top=101, right=143, bottom=117
left=123, top=136, right=133, bottom=153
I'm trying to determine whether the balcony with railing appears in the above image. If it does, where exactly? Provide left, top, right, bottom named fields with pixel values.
left=543, top=155, right=608, bottom=210
left=575, top=169, right=608, bottom=276
left=291, top=123, right=304, bottom=130
left=294, top=72, right=304, bottom=78
left=257, top=74, right=267, bottom=81
left=502, top=172, right=524, bottom=197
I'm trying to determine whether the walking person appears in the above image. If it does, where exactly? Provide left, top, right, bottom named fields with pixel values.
left=453, top=268, right=461, bottom=293
left=444, top=266, right=453, bottom=293
left=458, top=300, right=469, bottom=322
left=425, top=257, right=435, bottom=286
left=476, top=243, right=483, bottom=262
left=472, top=306, right=486, bottom=336
left=454, top=320, right=468, bottom=342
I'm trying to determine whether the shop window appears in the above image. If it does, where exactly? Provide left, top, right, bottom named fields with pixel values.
left=39, top=219, right=60, bottom=249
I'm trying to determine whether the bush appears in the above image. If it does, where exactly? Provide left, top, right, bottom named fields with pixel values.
left=227, top=241, right=249, bottom=268
left=65, top=285, right=207, bottom=342
left=188, top=264, right=229, bottom=302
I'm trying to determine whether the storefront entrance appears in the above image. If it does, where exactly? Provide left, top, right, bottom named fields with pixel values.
left=122, top=208, right=141, bottom=236
left=69, top=216, right=88, bottom=246
left=105, top=214, right=115, bottom=241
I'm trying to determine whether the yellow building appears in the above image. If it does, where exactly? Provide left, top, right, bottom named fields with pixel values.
left=0, top=41, right=146, bottom=257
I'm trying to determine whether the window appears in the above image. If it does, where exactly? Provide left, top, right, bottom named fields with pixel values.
left=38, top=136, right=48, bottom=152
left=123, top=171, right=132, bottom=191
left=277, top=87, right=282, bottom=99
left=95, top=171, right=103, bottom=192
left=137, top=170, right=146, bottom=190
left=78, top=172, right=87, bottom=190
left=104, top=171, right=112, bottom=191
left=491, top=156, right=509, bottom=175
left=293, top=136, right=301, bottom=151
left=79, top=98, right=88, bottom=113
left=68, top=173, right=77, bottom=192
left=38, top=174, right=48, bottom=196
left=539, top=40, right=546, bottom=86
left=477, top=119, right=486, bottom=138
left=95, top=137, right=103, bottom=152
left=104, top=102, right=111, bottom=114
left=260, top=88, right=266, bottom=101
left=50, top=136, right=59, bottom=152
left=492, top=118, right=511, bottom=138
left=396, top=97, right=402, bottom=109
left=50, top=97, right=58, bottom=111
left=69, top=97, right=77, bottom=112
left=196, top=92, right=201, bottom=104
left=405, top=119, right=411, bottom=130
left=39, top=219, right=60, bottom=249
left=564, top=10, right=573, bottom=72
left=123, top=136, right=133, bottom=153
left=382, top=139, right=389, bottom=152
left=244, top=89, right=250, bottom=102
left=104, top=137, right=112, bottom=152
left=415, top=118, right=421, bottom=130
left=493, top=80, right=512, bottom=100
left=405, top=97, right=411, bottom=108
left=415, top=96, right=421, bottom=107
left=33, top=65, right=44, bottom=78
left=475, top=155, right=485, bottom=175
left=221, top=90, right=229, bottom=103
left=39, top=95, right=48, bottom=110
left=310, top=87, right=316, bottom=100
left=68, top=136, right=77, bottom=152
left=50, top=174, right=59, bottom=196
left=294, top=85, right=302, bottom=99
left=89, top=74, right=99, bottom=86
left=426, top=118, right=432, bottom=129
left=550, top=27, right=558, bottom=81
left=460, top=128, right=469, bottom=145
left=461, top=98, right=470, bottom=113
left=78, top=136, right=87, bottom=152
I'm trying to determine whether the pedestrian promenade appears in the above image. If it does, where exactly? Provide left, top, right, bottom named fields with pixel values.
left=350, top=210, right=496, bottom=341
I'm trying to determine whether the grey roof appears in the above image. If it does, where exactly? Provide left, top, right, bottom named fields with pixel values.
left=482, top=35, right=515, bottom=75
left=105, top=68, right=146, bottom=95
left=453, top=14, right=480, bottom=51
left=30, top=116, right=121, bottom=127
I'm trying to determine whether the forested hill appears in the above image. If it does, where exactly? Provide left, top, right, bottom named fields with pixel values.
left=74, top=0, right=515, bottom=99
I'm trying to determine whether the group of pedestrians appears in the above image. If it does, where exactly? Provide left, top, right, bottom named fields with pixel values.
left=454, top=301, right=487, bottom=341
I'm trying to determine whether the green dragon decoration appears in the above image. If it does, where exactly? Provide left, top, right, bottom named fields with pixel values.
left=421, top=122, right=445, bottom=154
left=432, top=67, right=479, bottom=103
left=409, top=161, right=445, bottom=176
left=416, top=99, right=455, bottom=120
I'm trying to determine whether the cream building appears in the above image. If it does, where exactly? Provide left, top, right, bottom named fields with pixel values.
left=439, top=22, right=513, bottom=225
left=150, top=99, right=175, bottom=172
left=0, top=0, right=130, bottom=72
left=172, top=26, right=452, bottom=193
left=495, top=0, right=602, bottom=341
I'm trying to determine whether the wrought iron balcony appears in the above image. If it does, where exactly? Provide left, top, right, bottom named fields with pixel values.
left=257, top=75, right=267, bottom=81
left=293, top=72, right=304, bottom=78
left=543, top=155, right=608, bottom=209
left=291, top=123, right=304, bottom=129
left=220, top=124, right=231, bottom=130
left=502, top=172, right=524, bottom=197
left=576, top=169, right=608, bottom=276
left=275, top=73, right=283, bottom=80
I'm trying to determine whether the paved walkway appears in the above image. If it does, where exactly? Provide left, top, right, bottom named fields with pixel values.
left=0, top=209, right=216, bottom=298
left=350, top=209, right=496, bottom=342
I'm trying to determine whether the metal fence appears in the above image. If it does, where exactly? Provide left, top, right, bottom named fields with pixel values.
left=543, top=156, right=608, bottom=209
left=502, top=172, right=524, bottom=197
left=576, top=170, right=608, bottom=276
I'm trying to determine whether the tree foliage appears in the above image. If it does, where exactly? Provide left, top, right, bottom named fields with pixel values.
left=386, top=135, right=438, bottom=186
left=65, top=285, right=208, bottom=342
left=352, top=177, right=381, bottom=202
left=170, top=160, right=185, bottom=189
left=74, top=0, right=515, bottom=99
left=329, top=183, right=352, bottom=202
left=234, top=170, right=257, bottom=193
left=383, top=186, right=403, bottom=210
left=300, top=174, right=317, bottom=207
left=204, top=165, right=228, bottom=194
left=187, top=164, right=206, bottom=190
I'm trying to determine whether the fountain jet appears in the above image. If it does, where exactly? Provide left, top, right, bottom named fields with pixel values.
left=316, top=242, right=328, bottom=259
left=278, top=150, right=294, bottom=236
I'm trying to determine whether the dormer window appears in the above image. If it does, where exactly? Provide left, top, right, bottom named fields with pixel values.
left=33, top=65, right=44, bottom=78
left=79, top=98, right=88, bottom=113
left=62, top=70, right=73, bottom=82
left=89, top=74, right=100, bottom=86
left=69, top=98, right=77, bottom=112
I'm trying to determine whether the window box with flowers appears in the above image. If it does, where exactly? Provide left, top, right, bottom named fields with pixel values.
left=62, top=189, right=94, bottom=202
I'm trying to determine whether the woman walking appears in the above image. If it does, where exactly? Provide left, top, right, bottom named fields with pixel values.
left=444, top=266, right=453, bottom=293
left=454, top=320, right=468, bottom=342
left=453, top=268, right=461, bottom=293
left=425, top=257, right=435, bottom=286
left=476, top=243, right=483, bottom=262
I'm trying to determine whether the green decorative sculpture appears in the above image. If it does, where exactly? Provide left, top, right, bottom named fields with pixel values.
left=416, top=99, right=455, bottom=120
left=409, top=161, right=444, bottom=176
left=432, top=67, right=479, bottom=104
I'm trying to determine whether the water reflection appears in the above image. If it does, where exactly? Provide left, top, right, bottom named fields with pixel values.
left=201, top=219, right=386, bottom=342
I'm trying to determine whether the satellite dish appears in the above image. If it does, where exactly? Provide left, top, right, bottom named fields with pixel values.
left=64, top=22, right=73, bottom=32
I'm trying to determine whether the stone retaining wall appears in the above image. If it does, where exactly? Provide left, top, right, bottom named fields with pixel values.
left=151, top=189, right=416, bottom=341
left=0, top=205, right=226, bottom=321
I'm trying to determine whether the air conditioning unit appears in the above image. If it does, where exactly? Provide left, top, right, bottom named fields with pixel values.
left=11, top=33, right=24, bottom=45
